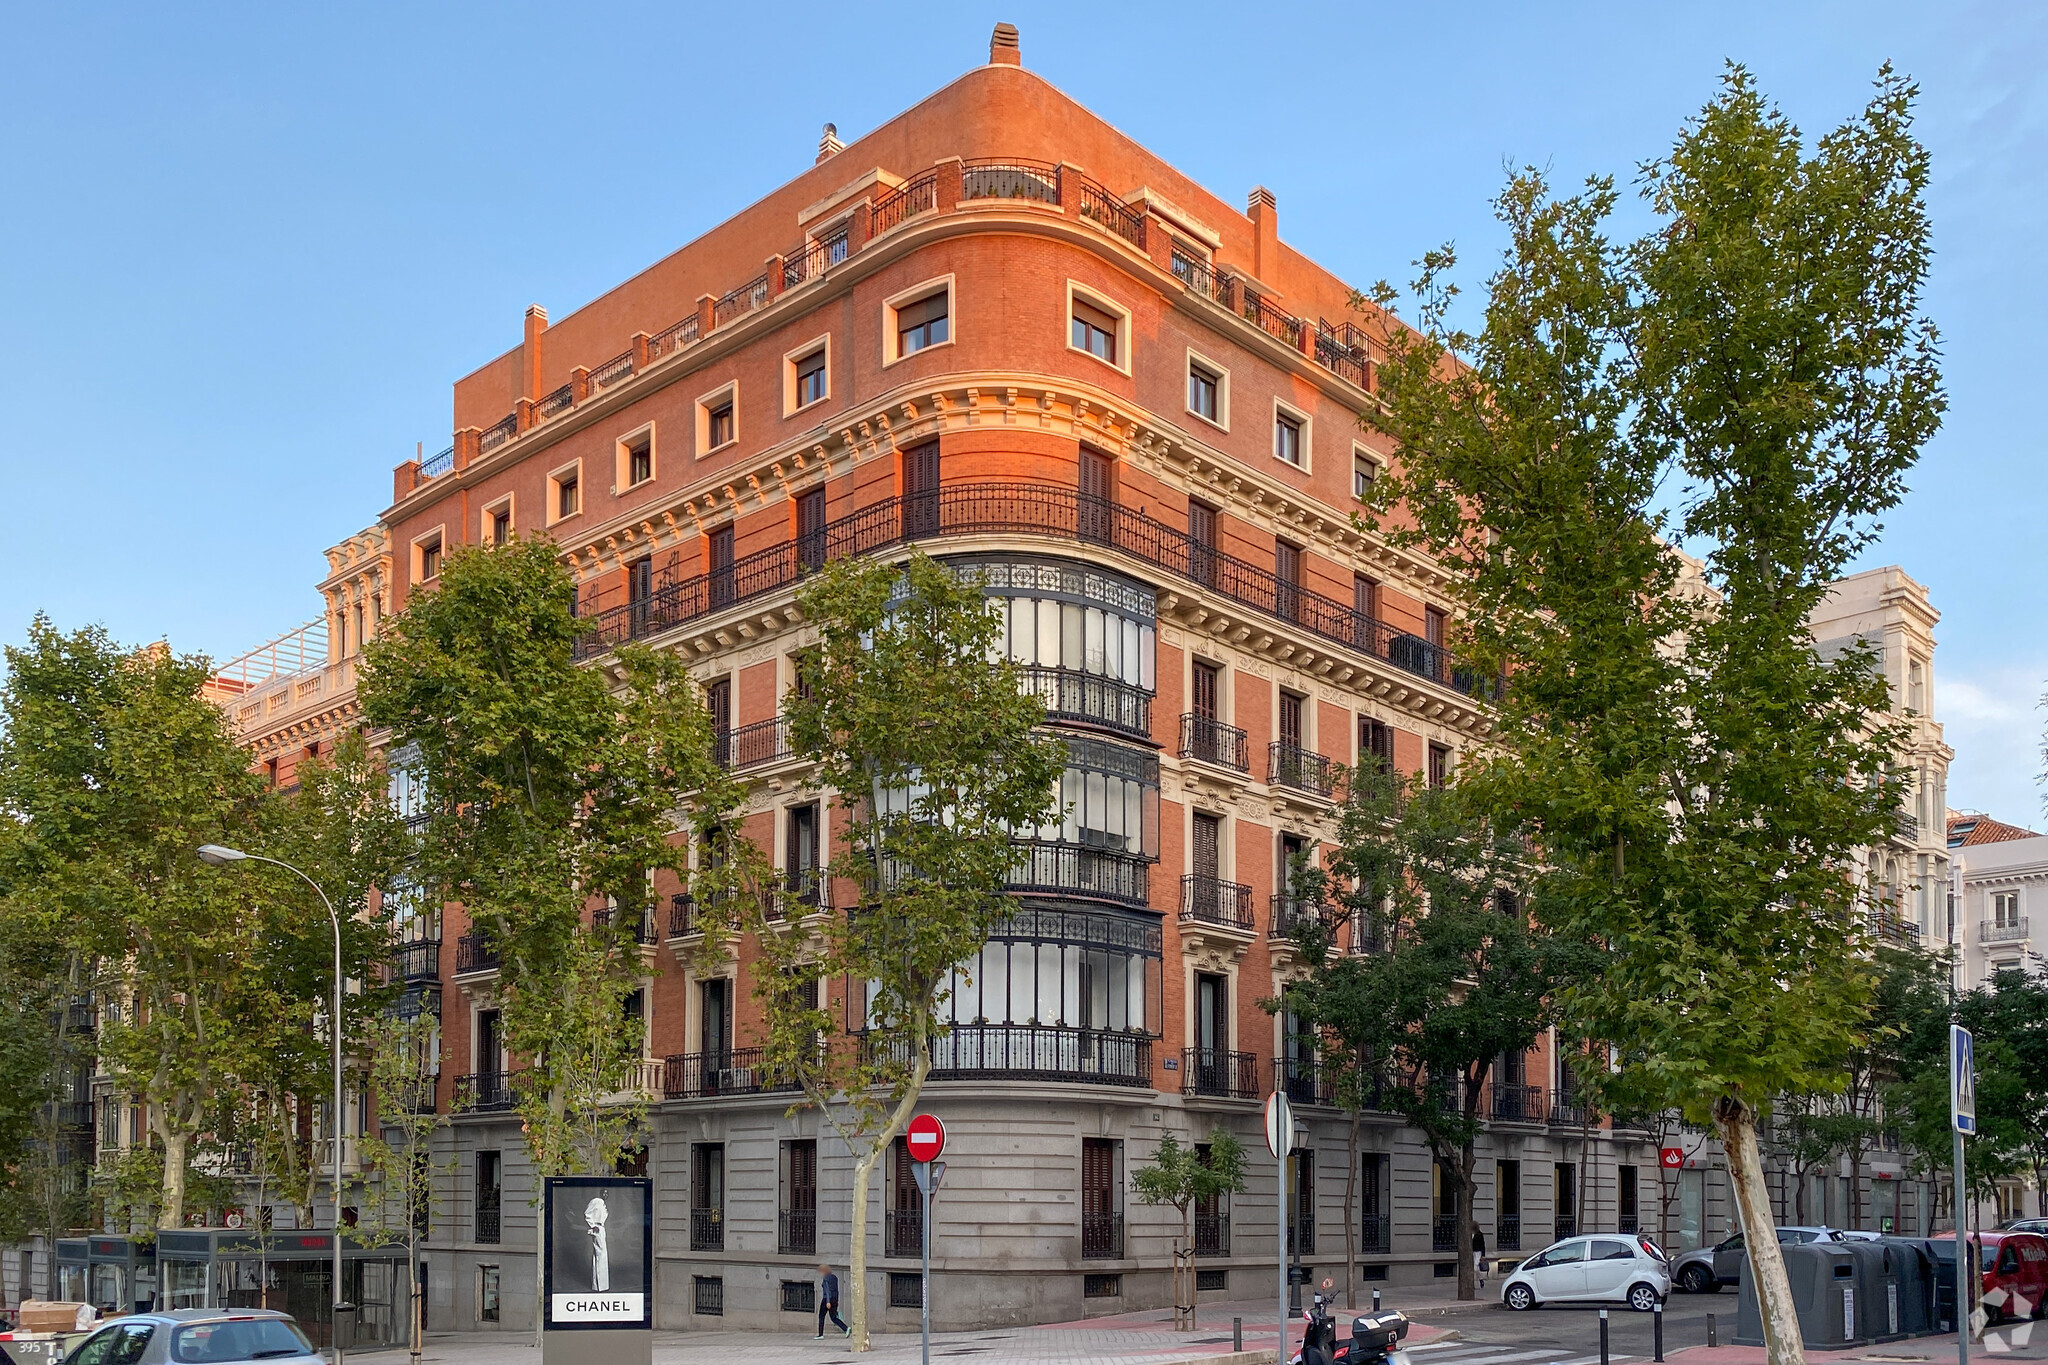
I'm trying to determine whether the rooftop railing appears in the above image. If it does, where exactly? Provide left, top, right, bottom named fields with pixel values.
left=410, top=158, right=1381, bottom=495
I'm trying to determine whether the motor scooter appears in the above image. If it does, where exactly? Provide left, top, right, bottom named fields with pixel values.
left=1291, top=1298, right=1410, bottom=1365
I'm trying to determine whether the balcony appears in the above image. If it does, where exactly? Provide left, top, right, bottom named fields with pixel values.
left=569, top=484, right=1476, bottom=703
left=1288, top=1211, right=1315, bottom=1257
left=669, top=893, right=697, bottom=938
left=453, top=1072, right=514, bottom=1114
left=1896, top=811, right=1921, bottom=844
left=54, top=1100, right=94, bottom=1130
left=1194, top=1209, right=1230, bottom=1257
left=1554, top=1213, right=1578, bottom=1239
left=1491, top=1084, right=1547, bottom=1125
left=1432, top=1216, right=1460, bottom=1252
left=1360, top=1213, right=1390, bottom=1255
left=1082, top=1212, right=1124, bottom=1260
left=922, top=1025, right=1151, bottom=1087
left=1008, top=839, right=1150, bottom=907
left=391, top=938, right=440, bottom=982
left=593, top=906, right=656, bottom=945
left=1983, top=918, right=2030, bottom=944
left=1180, top=875, right=1254, bottom=930
left=1268, top=743, right=1341, bottom=800
left=1181, top=1048, right=1259, bottom=1100
left=661, top=1048, right=800, bottom=1100
left=453, top=933, right=499, bottom=975
left=1020, top=667, right=1152, bottom=741
left=715, top=715, right=792, bottom=772
left=1550, top=1089, right=1592, bottom=1127
left=886, top=1209, right=922, bottom=1259
left=690, top=1209, right=724, bottom=1252
left=1275, top=1055, right=1334, bottom=1107
left=779, top=1209, right=817, bottom=1256
left=476, top=1204, right=501, bottom=1244
left=1179, top=715, right=1249, bottom=772
left=1497, top=1213, right=1522, bottom=1251
left=1269, top=894, right=1325, bottom=941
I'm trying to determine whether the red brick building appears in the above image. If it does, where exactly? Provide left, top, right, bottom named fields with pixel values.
left=265, top=26, right=1659, bottom=1332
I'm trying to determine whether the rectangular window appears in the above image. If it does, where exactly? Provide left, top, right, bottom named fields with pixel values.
left=691, top=1143, right=726, bottom=1251
left=1290, top=1148, right=1315, bottom=1256
left=887, top=1137, right=923, bottom=1257
left=709, top=524, right=735, bottom=608
left=787, top=803, right=821, bottom=904
left=1071, top=297, right=1119, bottom=363
left=555, top=470, right=579, bottom=520
left=1359, top=717, right=1393, bottom=772
left=478, top=1265, right=500, bottom=1323
left=1497, top=1159, right=1522, bottom=1250
left=1428, top=743, right=1451, bottom=790
left=417, top=536, right=442, bottom=582
left=623, top=432, right=653, bottom=487
left=797, top=487, right=827, bottom=570
left=1192, top=661, right=1220, bottom=722
left=490, top=508, right=510, bottom=545
left=1354, top=451, right=1379, bottom=501
left=1361, top=1153, right=1390, bottom=1252
left=903, top=439, right=941, bottom=539
left=780, top=1139, right=818, bottom=1256
left=1275, top=540, right=1301, bottom=620
left=897, top=291, right=949, bottom=355
left=1188, top=500, right=1218, bottom=586
left=1189, top=362, right=1220, bottom=422
left=1354, top=575, right=1378, bottom=623
left=707, top=401, right=735, bottom=450
left=1081, top=1138, right=1122, bottom=1259
left=1279, top=691, right=1305, bottom=749
left=1275, top=412, right=1303, bottom=467
left=1619, top=1165, right=1639, bottom=1234
left=794, top=349, right=827, bottom=408
left=1425, top=606, right=1447, bottom=649
left=705, top=677, right=732, bottom=765
left=1994, top=891, right=2021, bottom=927
left=475, top=1151, right=501, bottom=1245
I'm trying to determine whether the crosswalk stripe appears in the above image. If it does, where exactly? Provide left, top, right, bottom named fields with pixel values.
left=1415, top=1351, right=1591, bottom=1365
left=1549, top=1354, right=1635, bottom=1365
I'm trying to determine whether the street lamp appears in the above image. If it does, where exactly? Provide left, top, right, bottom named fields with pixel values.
left=198, top=845, right=351, bottom=1362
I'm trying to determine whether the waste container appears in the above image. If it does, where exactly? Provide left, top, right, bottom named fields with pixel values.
left=1875, top=1238, right=1938, bottom=1336
left=1735, top=1242, right=1864, bottom=1348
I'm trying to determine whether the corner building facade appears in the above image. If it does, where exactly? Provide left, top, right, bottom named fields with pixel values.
left=385, top=31, right=1659, bottom=1333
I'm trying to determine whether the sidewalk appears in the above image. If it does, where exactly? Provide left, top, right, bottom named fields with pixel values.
left=387, top=1297, right=1458, bottom=1365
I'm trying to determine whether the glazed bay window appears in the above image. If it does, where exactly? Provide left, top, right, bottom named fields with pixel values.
left=1010, top=736, right=1159, bottom=906
left=956, top=556, right=1157, bottom=741
left=934, top=905, right=1162, bottom=1086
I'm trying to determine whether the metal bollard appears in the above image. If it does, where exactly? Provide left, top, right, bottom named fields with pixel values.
left=1708, top=1313, right=1717, bottom=1348
left=1234, top=1316, right=1243, bottom=1351
left=1600, top=1309, right=1610, bottom=1365
left=1654, top=1299, right=1664, bottom=1362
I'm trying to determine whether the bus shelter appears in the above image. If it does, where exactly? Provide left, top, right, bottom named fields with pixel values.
left=151, top=1229, right=407, bottom=1350
left=52, top=1236, right=155, bottom=1317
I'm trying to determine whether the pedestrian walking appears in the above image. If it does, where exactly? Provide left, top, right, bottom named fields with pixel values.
left=1472, top=1226, right=1487, bottom=1291
left=815, top=1263, right=850, bottom=1338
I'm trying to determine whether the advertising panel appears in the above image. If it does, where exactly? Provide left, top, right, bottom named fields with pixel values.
left=543, top=1177, right=652, bottom=1331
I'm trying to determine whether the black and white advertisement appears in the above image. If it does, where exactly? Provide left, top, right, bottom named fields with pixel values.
left=543, top=1177, right=652, bottom=1330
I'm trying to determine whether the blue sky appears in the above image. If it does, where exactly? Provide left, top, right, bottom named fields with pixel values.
left=2, top=2, right=2041, bottom=820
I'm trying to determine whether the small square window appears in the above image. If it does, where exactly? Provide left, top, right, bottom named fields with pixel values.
left=1071, top=298, right=1119, bottom=364
left=554, top=471, right=579, bottom=520
left=897, top=291, right=949, bottom=355
left=1354, top=451, right=1379, bottom=500
left=794, top=350, right=827, bottom=408
left=708, top=402, right=735, bottom=449
left=1189, top=363, right=1220, bottom=422
left=417, top=535, right=443, bottom=581
left=490, top=508, right=510, bottom=546
left=1275, top=412, right=1304, bottom=467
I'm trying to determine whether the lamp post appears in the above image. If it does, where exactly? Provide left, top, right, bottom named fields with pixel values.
left=199, top=845, right=350, bottom=1363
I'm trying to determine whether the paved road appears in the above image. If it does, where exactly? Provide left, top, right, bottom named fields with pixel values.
left=1412, top=1292, right=1734, bottom=1365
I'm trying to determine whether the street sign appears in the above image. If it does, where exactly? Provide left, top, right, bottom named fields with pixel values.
left=912, top=1159, right=946, bottom=1197
left=1264, top=1091, right=1294, bottom=1159
left=1660, top=1147, right=1684, bottom=1169
left=907, top=1112, right=947, bottom=1162
left=1952, top=1024, right=1977, bottom=1136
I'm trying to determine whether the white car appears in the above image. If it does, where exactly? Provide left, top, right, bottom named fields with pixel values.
left=1502, top=1233, right=1671, bottom=1312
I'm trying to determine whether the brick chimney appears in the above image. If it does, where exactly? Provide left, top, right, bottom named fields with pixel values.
left=1247, top=187, right=1278, bottom=281
left=522, top=304, right=548, bottom=402
left=816, top=122, right=845, bottom=165
left=989, top=22, right=1021, bottom=65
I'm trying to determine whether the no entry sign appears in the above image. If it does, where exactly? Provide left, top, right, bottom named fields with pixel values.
left=907, top=1113, right=947, bottom=1162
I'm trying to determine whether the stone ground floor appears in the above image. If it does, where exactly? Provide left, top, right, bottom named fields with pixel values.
left=419, top=1082, right=1662, bottom=1334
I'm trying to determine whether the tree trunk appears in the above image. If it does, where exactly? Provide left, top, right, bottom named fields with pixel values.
left=1716, top=1097, right=1804, bottom=1365
left=848, top=1051, right=932, bottom=1353
left=158, top=1127, right=189, bottom=1230
left=1457, top=1139, right=1479, bottom=1302
left=1345, top=1105, right=1359, bottom=1310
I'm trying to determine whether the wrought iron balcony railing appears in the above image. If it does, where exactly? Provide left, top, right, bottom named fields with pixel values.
left=863, top=1025, right=1152, bottom=1087
left=1360, top=1213, right=1390, bottom=1254
left=592, top=906, right=655, bottom=944
left=1269, top=743, right=1341, bottom=799
left=1194, top=1210, right=1230, bottom=1257
left=1020, top=666, right=1152, bottom=740
left=1181, top=1048, right=1259, bottom=1099
left=1983, top=918, right=2030, bottom=944
left=1081, top=1212, right=1124, bottom=1260
left=454, top=1072, right=514, bottom=1113
left=661, top=1048, right=799, bottom=1100
left=1180, top=874, right=1254, bottom=930
left=1432, top=1215, right=1460, bottom=1252
left=885, top=1209, right=922, bottom=1258
left=1497, top=1213, right=1522, bottom=1251
left=1491, top=1083, right=1547, bottom=1124
left=779, top=1209, right=817, bottom=1256
left=1179, top=714, right=1250, bottom=771
left=1008, top=839, right=1149, bottom=907
left=690, top=1208, right=724, bottom=1252
left=392, top=938, right=440, bottom=982
left=1550, top=1089, right=1592, bottom=1127
left=1274, top=1055, right=1335, bottom=1107
left=453, top=933, right=499, bottom=975
left=1269, top=894, right=1325, bottom=940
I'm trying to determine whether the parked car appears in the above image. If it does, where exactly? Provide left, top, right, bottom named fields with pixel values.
left=60, top=1309, right=321, bottom=1365
left=1976, top=1232, right=2048, bottom=1324
left=2001, top=1218, right=2048, bottom=1236
left=1670, top=1227, right=1861, bottom=1294
left=1501, top=1234, right=1670, bottom=1312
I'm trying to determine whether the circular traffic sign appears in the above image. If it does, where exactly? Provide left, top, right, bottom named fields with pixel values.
left=906, top=1113, right=946, bottom=1162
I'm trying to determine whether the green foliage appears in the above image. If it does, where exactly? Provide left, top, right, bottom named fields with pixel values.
left=755, top=549, right=1065, bottom=1348
left=1131, top=1129, right=1247, bottom=1226
left=1885, top=967, right=2048, bottom=1203
left=359, top=535, right=738, bottom=1179
left=1279, top=767, right=1561, bottom=1299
